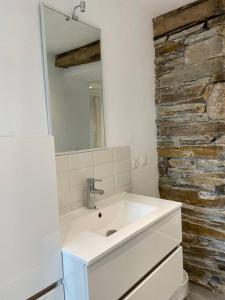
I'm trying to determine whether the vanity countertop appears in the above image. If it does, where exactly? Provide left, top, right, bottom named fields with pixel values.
left=60, top=192, right=181, bottom=266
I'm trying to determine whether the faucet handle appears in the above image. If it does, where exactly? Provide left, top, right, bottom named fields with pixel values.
left=86, top=178, right=102, bottom=185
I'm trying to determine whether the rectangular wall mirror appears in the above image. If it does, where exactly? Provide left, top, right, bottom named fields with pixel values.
left=41, top=4, right=105, bottom=153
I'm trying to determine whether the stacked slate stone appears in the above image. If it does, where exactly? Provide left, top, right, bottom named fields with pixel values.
left=153, top=0, right=225, bottom=294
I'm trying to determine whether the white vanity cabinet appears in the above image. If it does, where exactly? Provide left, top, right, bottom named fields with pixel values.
left=37, top=285, right=64, bottom=300
left=62, top=208, right=183, bottom=300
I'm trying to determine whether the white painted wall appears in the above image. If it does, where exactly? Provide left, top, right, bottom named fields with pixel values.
left=47, top=54, right=69, bottom=152
left=63, top=76, right=92, bottom=151
left=0, top=0, right=160, bottom=197
left=47, top=55, right=96, bottom=152
left=131, top=0, right=195, bottom=18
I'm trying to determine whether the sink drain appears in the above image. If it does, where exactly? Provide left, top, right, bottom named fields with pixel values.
left=106, top=229, right=117, bottom=237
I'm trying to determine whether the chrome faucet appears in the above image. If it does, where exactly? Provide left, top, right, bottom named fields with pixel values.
left=86, top=178, right=104, bottom=209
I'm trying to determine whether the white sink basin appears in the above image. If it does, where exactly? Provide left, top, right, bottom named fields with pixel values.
left=85, top=200, right=157, bottom=237
left=60, top=193, right=181, bottom=265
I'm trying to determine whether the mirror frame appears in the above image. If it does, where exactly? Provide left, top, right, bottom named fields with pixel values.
left=40, top=2, right=106, bottom=152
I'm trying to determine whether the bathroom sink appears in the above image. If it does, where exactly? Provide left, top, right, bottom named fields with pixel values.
left=80, top=200, right=157, bottom=237
left=93, top=200, right=157, bottom=237
left=60, top=192, right=181, bottom=265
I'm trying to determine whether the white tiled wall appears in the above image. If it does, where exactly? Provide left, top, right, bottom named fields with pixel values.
left=56, top=146, right=132, bottom=215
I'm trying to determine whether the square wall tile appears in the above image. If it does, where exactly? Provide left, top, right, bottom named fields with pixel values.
left=71, top=185, right=87, bottom=209
left=115, top=160, right=131, bottom=175
left=57, top=173, right=71, bottom=209
left=70, top=168, right=94, bottom=187
left=114, top=146, right=131, bottom=162
left=56, top=155, right=69, bottom=173
left=95, top=176, right=115, bottom=193
left=116, top=173, right=132, bottom=189
left=96, top=190, right=117, bottom=202
left=56, top=146, right=131, bottom=214
left=69, top=152, right=93, bottom=170
left=93, top=149, right=114, bottom=165
left=94, top=163, right=114, bottom=179
left=59, top=206, right=72, bottom=215
left=118, top=185, right=132, bottom=194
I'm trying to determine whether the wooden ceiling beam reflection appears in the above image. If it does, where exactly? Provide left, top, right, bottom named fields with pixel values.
left=55, top=40, right=101, bottom=68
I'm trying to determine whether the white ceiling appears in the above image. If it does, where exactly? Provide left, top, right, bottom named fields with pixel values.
left=44, top=7, right=100, bottom=54
left=131, top=0, right=196, bottom=17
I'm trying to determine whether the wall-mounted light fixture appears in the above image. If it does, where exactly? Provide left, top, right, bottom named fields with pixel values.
left=72, top=1, right=86, bottom=20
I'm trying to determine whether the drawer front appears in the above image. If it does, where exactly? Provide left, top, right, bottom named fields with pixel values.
left=37, top=285, right=64, bottom=300
left=88, top=209, right=182, bottom=300
left=124, top=247, right=183, bottom=300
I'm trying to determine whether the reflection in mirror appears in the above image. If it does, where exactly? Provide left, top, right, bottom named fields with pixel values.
left=41, top=6, right=105, bottom=153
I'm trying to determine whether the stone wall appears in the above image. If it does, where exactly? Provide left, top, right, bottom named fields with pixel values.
left=153, top=0, right=225, bottom=294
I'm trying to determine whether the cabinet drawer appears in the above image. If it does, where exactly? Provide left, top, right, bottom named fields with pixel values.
left=88, top=209, right=182, bottom=300
left=124, top=247, right=183, bottom=300
left=37, top=284, right=64, bottom=300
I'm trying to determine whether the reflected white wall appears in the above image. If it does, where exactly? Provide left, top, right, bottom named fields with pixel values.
left=47, top=55, right=100, bottom=152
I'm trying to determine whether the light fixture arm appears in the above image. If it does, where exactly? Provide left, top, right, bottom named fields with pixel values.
left=72, top=1, right=86, bottom=20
